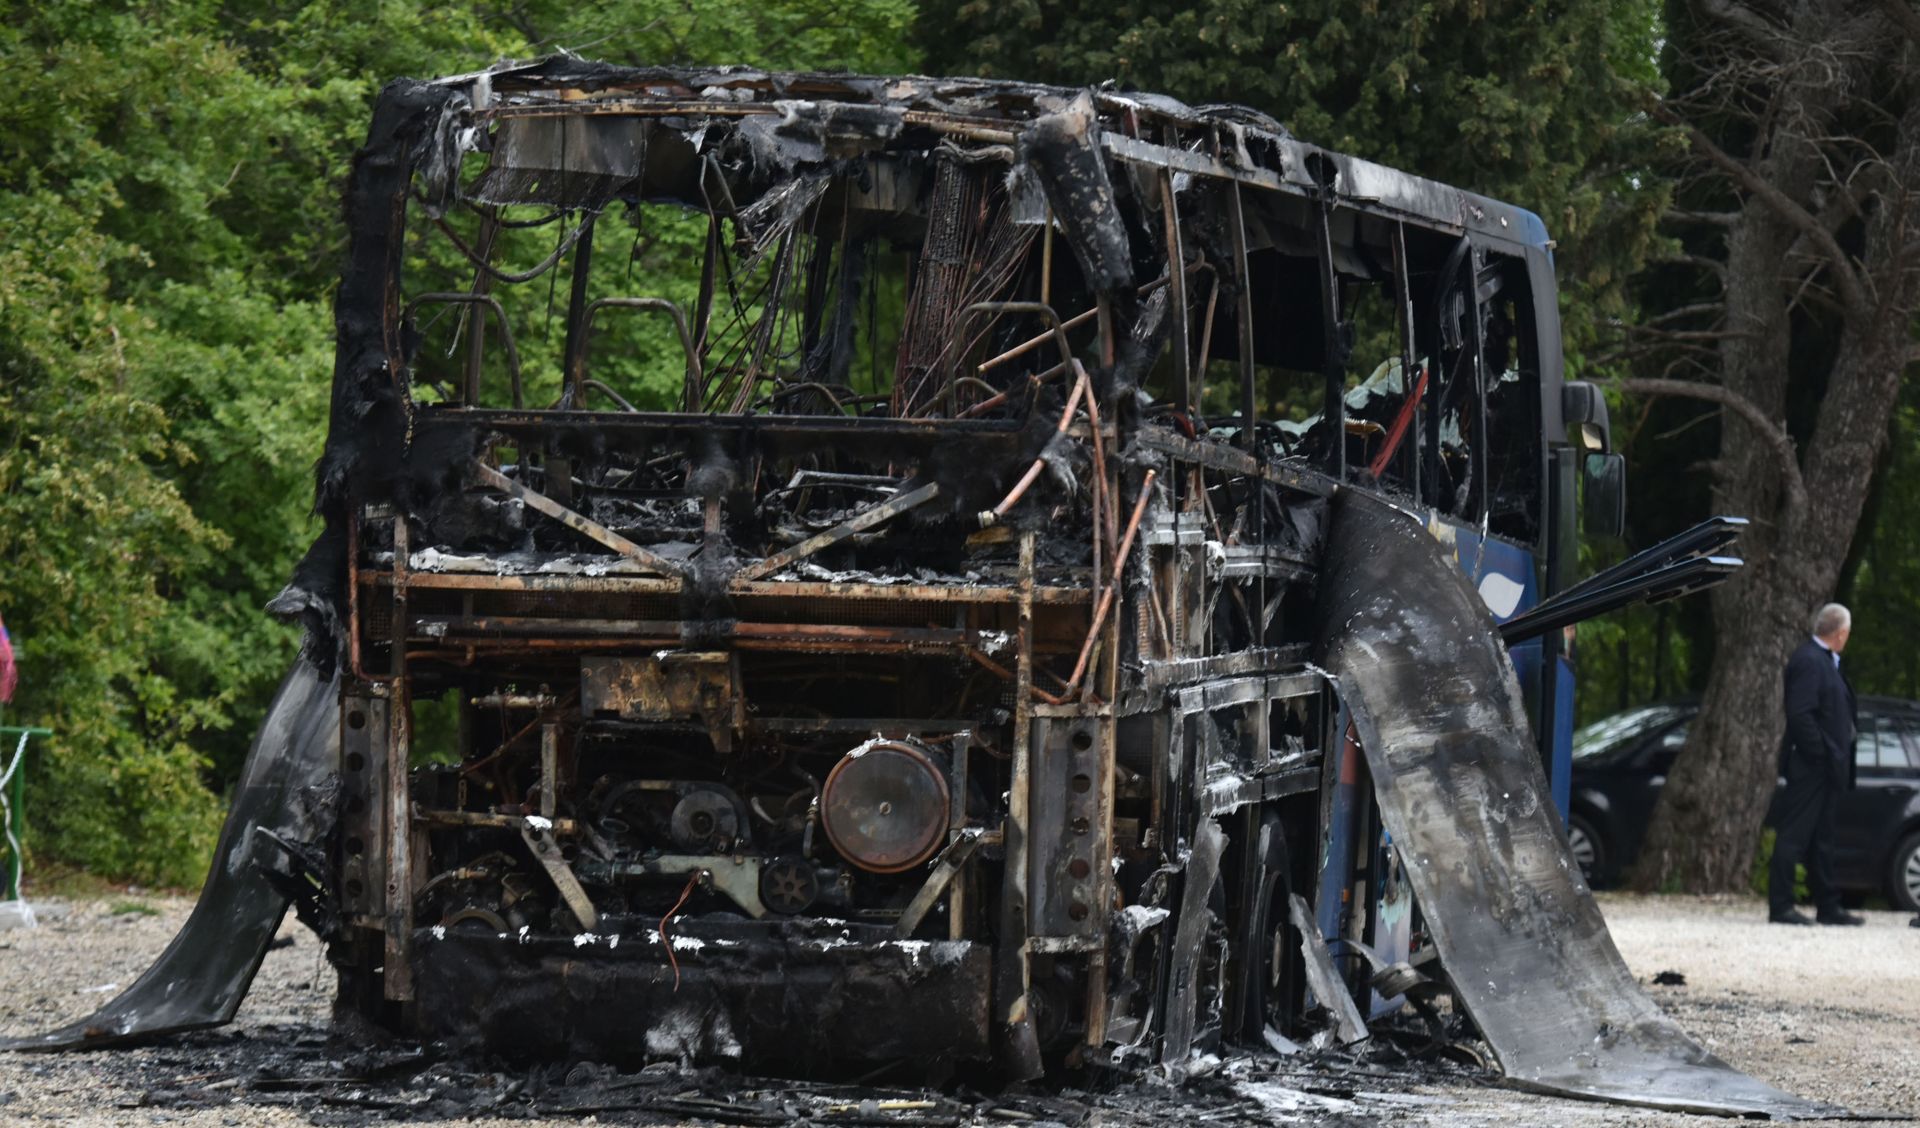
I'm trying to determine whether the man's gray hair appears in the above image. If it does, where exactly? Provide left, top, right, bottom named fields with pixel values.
left=1813, top=602, right=1851, bottom=637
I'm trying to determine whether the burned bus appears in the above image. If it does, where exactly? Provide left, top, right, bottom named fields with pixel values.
left=8, top=59, right=1827, bottom=1118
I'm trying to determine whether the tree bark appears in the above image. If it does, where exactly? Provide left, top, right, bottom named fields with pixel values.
left=1627, top=4, right=1920, bottom=893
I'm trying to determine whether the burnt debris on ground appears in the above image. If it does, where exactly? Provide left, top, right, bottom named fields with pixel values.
left=60, top=1022, right=1486, bottom=1126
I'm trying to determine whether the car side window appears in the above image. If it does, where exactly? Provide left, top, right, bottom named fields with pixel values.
left=1891, top=718, right=1920, bottom=771
left=1874, top=723, right=1911, bottom=770
left=1855, top=715, right=1881, bottom=769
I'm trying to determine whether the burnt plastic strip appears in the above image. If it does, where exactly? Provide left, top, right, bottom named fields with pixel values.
left=1312, top=487, right=1847, bottom=1120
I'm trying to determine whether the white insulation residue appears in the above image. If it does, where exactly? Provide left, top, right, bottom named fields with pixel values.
left=1232, top=1080, right=1358, bottom=1120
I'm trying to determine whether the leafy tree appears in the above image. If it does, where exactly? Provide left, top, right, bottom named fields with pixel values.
left=0, top=0, right=917, bottom=885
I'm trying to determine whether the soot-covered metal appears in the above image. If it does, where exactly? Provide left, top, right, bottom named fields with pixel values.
left=4, top=57, right=1835, bottom=1120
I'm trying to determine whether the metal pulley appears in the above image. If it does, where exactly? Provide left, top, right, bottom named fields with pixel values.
left=670, top=784, right=746, bottom=853
left=820, top=740, right=950, bottom=874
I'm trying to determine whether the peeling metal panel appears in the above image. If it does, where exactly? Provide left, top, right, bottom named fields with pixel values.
left=1314, top=488, right=1844, bottom=1119
left=0, top=660, right=340, bottom=1051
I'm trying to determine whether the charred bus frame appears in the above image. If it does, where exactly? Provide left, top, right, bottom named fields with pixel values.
left=294, top=58, right=1624, bottom=1073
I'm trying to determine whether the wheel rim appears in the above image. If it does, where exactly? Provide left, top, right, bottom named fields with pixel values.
left=1903, top=847, right=1920, bottom=907
left=1567, top=824, right=1597, bottom=874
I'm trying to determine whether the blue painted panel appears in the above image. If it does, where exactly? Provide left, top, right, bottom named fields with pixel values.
left=1429, top=520, right=1538, bottom=622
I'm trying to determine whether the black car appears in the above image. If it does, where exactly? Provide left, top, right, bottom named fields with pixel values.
left=1568, top=697, right=1920, bottom=909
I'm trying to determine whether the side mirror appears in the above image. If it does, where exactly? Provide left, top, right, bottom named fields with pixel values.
left=1562, top=382, right=1613, bottom=453
left=1583, top=452, right=1626, bottom=539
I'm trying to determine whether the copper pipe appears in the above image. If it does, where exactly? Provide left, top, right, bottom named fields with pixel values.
left=964, top=646, right=1069, bottom=706
left=976, top=271, right=1186, bottom=376
left=985, top=370, right=1089, bottom=523
left=956, top=359, right=1070, bottom=420
left=460, top=691, right=578, bottom=776
left=1064, top=470, right=1157, bottom=696
left=1080, top=360, right=1113, bottom=601
left=977, top=305, right=1099, bottom=374
left=1090, top=418, right=1118, bottom=556
left=1146, top=572, right=1175, bottom=658
left=1193, top=272, right=1221, bottom=398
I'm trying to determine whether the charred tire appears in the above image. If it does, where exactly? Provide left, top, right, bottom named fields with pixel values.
left=1235, top=814, right=1299, bottom=1043
left=1567, top=812, right=1607, bottom=886
left=1886, top=830, right=1920, bottom=913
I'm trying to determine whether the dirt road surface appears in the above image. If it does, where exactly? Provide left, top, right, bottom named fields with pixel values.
left=0, top=893, right=1910, bottom=1125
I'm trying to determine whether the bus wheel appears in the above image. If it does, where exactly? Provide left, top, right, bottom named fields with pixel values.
left=1235, top=813, right=1301, bottom=1044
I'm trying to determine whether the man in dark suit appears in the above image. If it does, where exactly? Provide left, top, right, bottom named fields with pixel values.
left=1770, top=603, right=1862, bottom=925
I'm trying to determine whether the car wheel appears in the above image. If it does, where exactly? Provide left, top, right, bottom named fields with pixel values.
left=1886, top=831, right=1920, bottom=913
left=1567, top=813, right=1607, bottom=885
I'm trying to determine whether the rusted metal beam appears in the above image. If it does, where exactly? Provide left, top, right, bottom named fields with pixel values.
left=1160, top=162, right=1192, bottom=414
left=471, top=461, right=686, bottom=577
left=417, top=809, right=581, bottom=835
left=521, top=820, right=598, bottom=930
left=1227, top=183, right=1259, bottom=454
left=1312, top=190, right=1347, bottom=478
left=413, top=616, right=980, bottom=646
left=410, top=638, right=1028, bottom=658
left=559, top=214, right=598, bottom=411
left=735, top=481, right=942, bottom=582
left=383, top=516, right=414, bottom=1002
left=485, top=100, right=1022, bottom=145
left=538, top=723, right=558, bottom=820
left=1133, top=429, right=1333, bottom=497
left=895, top=828, right=985, bottom=938
left=364, top=570, right=1093, bottom=605
left=1064, top=470, right=1156, bottom=697
left=1102, top=132, right=1285, bottom=191
left=994, top=530, right=1044, bottom=1079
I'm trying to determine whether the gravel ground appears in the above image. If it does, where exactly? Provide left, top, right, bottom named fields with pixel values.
left=0, top=893, right=1911, bottom=1125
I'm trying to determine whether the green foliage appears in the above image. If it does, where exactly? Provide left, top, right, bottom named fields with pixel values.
left=109, top=899, right=160, bottom=917
left=0, top=0, right=918, bottom=884
left=1837, top=381, right=1920, bottom=700
left=1572, top=601, right=1695, bottom=726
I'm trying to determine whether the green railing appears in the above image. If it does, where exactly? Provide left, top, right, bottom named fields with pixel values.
left=0, top=720, right=49, bottom=901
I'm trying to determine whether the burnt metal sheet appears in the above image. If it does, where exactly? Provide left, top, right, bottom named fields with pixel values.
left=581, top=653, right=740, bottom=724
left=412, top=924, right=991, bottom=1065
left=1159, top=817, right=1225, bottom=1064
left=2, top=659, right=340, bottom=1050
left=1312, top=488, right=1846, bottom=1119
left=1287, top=893, right=1367, bottom=1045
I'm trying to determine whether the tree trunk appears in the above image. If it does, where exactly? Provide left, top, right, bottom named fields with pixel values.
left=1629, top=199, right=1801, bottom=891
left=1627, top=3, right=1920, bottom=893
